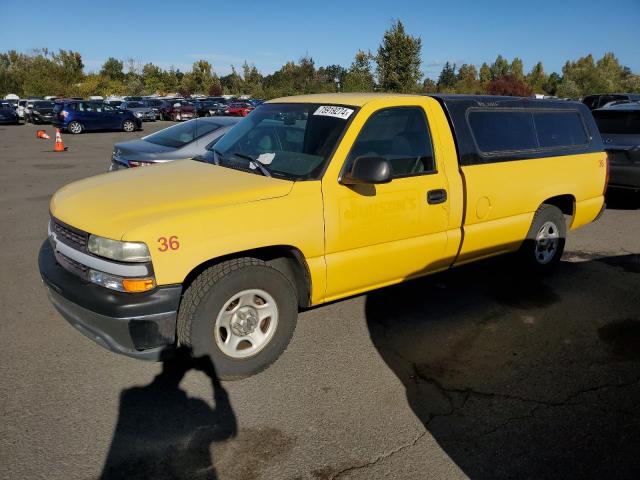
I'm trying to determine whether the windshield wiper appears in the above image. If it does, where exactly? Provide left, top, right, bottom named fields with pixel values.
left=231, top=152, right=271, bottom=177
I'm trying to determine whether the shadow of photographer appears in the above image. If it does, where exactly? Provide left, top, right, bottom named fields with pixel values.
left=101, top=348, right=236, bottom=480
left=365, top=253, right=640, bottom=479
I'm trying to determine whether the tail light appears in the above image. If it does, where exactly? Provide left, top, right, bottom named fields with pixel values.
left=603, top=153, right=610, bottom=195
left=129, top=160, right=153, bottom=168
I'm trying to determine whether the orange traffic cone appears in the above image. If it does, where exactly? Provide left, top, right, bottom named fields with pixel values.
left=36, top=130, right=50, bottom=139
left=54, top=129, right=65, bottom=152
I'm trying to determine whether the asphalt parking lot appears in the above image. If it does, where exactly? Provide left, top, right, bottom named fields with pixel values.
left=0, top=121, right=639, bottom=480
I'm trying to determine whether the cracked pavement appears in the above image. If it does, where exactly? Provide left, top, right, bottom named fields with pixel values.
left=1, top=124, right=639, bottom=479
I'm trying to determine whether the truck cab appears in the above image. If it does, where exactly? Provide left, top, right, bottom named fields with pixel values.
left=39, top=93, right=607, bottom=379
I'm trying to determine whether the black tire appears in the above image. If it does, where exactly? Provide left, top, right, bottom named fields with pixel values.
left=177, top=257, right=298, bottom=380
left=68, top=121, right=83, bottom=134
left=517, top=204, right=566, bottom=272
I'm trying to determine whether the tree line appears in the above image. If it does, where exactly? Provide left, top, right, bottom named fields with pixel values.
left=1, top=20, right=638, bottom=100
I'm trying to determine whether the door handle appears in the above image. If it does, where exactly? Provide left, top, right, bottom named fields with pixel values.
left=427, top=189, right=447, bottom=204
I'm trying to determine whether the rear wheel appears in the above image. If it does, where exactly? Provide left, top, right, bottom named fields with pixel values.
left=122, top=120, right=136, bottom=132
left=68, top=121, right=83, bottom=134
left=177, top=257, right=298, bottom=380
left=517, top=204, right=566, bottom=271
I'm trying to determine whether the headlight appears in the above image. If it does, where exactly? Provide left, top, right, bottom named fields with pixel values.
left=89, top=269, right=155, bottom=293
left=87, top=235, right=151, bottom=262
left=135, top=112, right=143, bottom=117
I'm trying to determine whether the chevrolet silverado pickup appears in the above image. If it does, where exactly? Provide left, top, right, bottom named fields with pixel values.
left=39, top=93, right=607, bottom=379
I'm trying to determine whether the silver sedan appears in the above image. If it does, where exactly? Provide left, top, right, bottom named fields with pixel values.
left=109, top=117, right=242, bottom=170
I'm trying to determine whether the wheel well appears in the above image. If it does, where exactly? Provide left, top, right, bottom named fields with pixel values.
left=181, top=246, right=312, bottom=308
left=542, top=194, right=575, bottom=217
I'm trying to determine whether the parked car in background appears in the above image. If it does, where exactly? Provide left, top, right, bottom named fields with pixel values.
left=141, top=98, right=171, bottom=119
left=123, top=96, right=144, bottom=102
left=583, top=93, right=640, bottom=110
left=109, top=116, right=241, bottom=170
left=105, top=99, right=123, bottom=108
left=52, top=101, right=142, bottom=134
left=206, top=97, right=232, bottom=116
left=593, top=102, right=640, bottom=191
left=192, top=99, right=218, bottom=117
left=16, top=99, right=38, bottom=119
left=166, top=100, right=196, bottom=121
left=25, top=100, right=56, bottom=124
left=225, top=101, right=255, bottom=117
left=0, top=102, right=20, bottom=124
left=120, top=101, right=157, bottom=121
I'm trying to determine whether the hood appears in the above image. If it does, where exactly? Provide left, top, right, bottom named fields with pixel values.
left=50, top=160, right=294, bottom=240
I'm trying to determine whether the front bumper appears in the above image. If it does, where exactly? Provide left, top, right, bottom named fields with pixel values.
left=38, top=240, right=181, bottom=360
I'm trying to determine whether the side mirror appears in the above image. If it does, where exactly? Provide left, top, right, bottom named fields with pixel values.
left=341, top=156, right=392, bottom=185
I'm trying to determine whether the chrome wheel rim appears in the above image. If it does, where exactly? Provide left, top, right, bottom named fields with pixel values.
left=214, top=289, right=278, bottom=359
left=123, top=121, right=134, bottom=132
left=534, top=221, right=560, bottom=264
left=69, top=122, right=81, bottom=134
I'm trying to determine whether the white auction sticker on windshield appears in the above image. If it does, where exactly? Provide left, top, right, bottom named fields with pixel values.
left=313, top=106, right=354, bottom=120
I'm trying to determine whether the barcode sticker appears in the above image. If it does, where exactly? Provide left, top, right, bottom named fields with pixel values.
left=313, top=106, right=354, bottom=120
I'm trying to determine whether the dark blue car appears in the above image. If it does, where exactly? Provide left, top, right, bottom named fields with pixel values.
left=0, top=102, right=20, bottom=124
left=52, top=101, right=142, bottom=134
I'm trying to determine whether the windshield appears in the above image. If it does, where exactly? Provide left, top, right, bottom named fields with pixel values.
left=212, top=103, right=355, bottom=180
left=143, top=119, right=222, bottom=148
left=34, top=101, right=54, bottom=108
left=126, top=101, right=144, bottom=108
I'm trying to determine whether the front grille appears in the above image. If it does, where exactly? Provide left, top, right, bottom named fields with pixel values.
left=53, top=219, right=88, bottom=252
left=54, top=249, right=89, bottom=281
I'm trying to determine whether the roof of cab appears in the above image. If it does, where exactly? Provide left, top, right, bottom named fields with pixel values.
left=266, top=92, right=419, bottom=107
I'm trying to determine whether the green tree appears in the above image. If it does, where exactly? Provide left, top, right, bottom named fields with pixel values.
left=479, top=62, right=491, bottom=91
left=141, top=63, right=165, bottom=94
left=100, top=57, right=124, bottom=81
left=543, top=72, right=562, bottom=95
left=342, top=50, right=375, bottom=92
left=511, top=57, right=524, bottom=81
left=242, top=61, right=263, bottom=96
left=376, top=19, right=422, bottom=92
left=220, top=65, right=244, bottom=95
left=455, top=63, right=479, bottom=93
left=490, top=55, right=510, bottom=80
left=526, top=61, right=548, bottom=93
left=437, top=62, right=456, bottom=92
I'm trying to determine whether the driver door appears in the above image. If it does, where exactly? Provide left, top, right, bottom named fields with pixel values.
left=321, top=104, right=453, bottom=301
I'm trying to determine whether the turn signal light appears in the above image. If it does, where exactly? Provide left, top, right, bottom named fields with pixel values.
left=122, top=278, right=156, bottom=293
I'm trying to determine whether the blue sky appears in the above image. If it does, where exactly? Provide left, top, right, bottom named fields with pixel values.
left=1, top=0, right=638, bottom=79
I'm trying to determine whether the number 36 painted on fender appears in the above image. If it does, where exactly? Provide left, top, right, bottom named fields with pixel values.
left=158, top=236, right=180, bottom=252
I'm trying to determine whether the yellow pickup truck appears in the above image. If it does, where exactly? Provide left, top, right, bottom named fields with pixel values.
left=39, top=93, right=607, bottom=378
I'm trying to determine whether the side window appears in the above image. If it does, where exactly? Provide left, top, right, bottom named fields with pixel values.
left=534, top=111, right=588, bottom=147
left=347, top=107, right=435, bottom=178
left=468, top=111, right=537, bottom=154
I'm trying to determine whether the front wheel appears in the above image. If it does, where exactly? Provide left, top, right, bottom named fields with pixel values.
left=122, top=120, right=136, bottom=132
left=517, top=204, right=566, bottom=271
left=177, top=257, right=298, bottom=380
left=68, top=121, right=83, bottom=134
